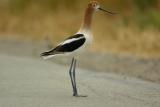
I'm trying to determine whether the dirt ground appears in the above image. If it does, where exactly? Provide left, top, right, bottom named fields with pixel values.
left=0, top=54, right=160, bottom=107
left=0, top=38, right=160, bottom=83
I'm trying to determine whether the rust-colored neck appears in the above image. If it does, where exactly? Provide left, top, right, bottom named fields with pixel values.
left=81, top=6, right=94, bottom=30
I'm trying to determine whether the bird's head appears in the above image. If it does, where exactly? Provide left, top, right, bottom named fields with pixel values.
left=88, top=1, right=115, bottom=14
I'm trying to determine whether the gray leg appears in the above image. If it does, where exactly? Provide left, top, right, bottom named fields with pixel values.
left=73, top=59, right=78, bottom=96
left=69, top=58, right=75, bottom=95
left=72, top=58, right=87, bottom=97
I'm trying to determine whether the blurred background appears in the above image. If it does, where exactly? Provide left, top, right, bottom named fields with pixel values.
left=0, top=0, right=160, bottom=83
left=0, top=0, right=160, bottom=57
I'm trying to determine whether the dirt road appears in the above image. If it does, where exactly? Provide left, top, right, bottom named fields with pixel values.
left=0, top=38, right=160, bottom=83
left=0, top=54, right=160, bottom=107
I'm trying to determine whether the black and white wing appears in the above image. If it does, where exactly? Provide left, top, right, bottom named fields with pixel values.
left=41, top=34, right=86, bottom=59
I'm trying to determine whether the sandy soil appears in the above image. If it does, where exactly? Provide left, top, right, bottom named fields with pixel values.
left=0, top=54, right=160, bottom=107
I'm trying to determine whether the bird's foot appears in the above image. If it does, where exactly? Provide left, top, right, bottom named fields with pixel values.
left=73, top=93, right=87, bottom=97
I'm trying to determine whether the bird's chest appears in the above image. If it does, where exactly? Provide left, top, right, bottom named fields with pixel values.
left=84, top=33, right=93, bottom=45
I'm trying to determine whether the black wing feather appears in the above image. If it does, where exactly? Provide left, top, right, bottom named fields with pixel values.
left=66, top=34, right=84, bottom=39
left=41, top=34, right=86, bottom=56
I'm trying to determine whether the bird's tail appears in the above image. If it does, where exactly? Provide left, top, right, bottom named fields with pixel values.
left=40, top=51, right=56, bottom=60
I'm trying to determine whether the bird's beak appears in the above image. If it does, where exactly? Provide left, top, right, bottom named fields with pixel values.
left=98, top=7, right=116, bottom=14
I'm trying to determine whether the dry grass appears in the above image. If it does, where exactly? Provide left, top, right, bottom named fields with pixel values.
left=91, top=14, right=160, bottom=57
left=0, top=0, right=160, bottom=58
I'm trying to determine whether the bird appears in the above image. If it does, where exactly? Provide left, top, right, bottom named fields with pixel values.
left=41, top=1, right=115, bottom=97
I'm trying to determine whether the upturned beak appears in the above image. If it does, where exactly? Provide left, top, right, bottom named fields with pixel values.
left=98, top=7, right=116, bottom=14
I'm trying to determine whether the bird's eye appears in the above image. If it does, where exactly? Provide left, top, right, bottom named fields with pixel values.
left=92, top=3, right=96, bottom=7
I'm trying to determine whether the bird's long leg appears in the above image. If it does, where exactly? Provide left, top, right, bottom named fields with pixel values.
left=72, top=58, right=87, bottom=97
left=69, top=58, right=76, bottom=96
left=73, top=58, right=78, bottom=96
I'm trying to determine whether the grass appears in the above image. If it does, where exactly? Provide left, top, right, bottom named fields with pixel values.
left=0, top=0, right=160, bottom=58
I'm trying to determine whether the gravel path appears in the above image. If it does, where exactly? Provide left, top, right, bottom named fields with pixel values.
left=0, top=54, right=160, bottom=107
